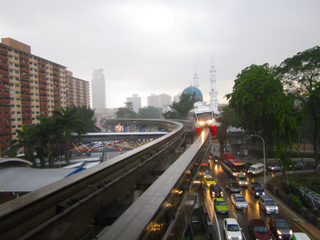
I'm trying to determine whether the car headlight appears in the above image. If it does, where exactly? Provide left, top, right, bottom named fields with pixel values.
left=289, top=230, right=293, bottom=235
left=207, top=183, right=210, bottom=187
left=256, top=192, right=259, bottom=196
left=277, top=230, right=282, bottom=235
left=276, top=206, right=279, bottom=210
left=266, top=207, right=270, bottom=212
left=199, top=121, right=205, bottom=126
left=207, top=120, right=213, bottom=124
left=262, top=192, right=266, bottom=195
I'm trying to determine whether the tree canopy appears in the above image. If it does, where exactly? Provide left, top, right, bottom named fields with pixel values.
left=138, top=106, right=161, bottom=119
left=116, top=102, right=138, bottom=118
left=163, top=93, right=197, bottom=119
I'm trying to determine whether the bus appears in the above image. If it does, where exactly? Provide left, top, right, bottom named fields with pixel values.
left=220, top=153, right=245, bottom=177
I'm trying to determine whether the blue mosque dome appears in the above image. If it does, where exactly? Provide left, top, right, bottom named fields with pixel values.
left=182, top=86, right=203, bottom=102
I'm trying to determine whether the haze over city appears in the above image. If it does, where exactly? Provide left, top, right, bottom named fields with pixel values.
left=1, top=0, right=320, bottom=109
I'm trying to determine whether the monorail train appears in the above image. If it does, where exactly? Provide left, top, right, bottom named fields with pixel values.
left=189, top=102, right=217, bottom=136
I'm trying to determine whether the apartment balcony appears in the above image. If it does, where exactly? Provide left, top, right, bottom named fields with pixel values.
left=0, top=76, right=9, bottom=83
left=0, top=98, right=10, bottom=104
left=0, top=69, right=9, bottom=75
left=20, top=73, right=30, bottom=81
left=20, top=87, right=31, bottom=93
left=22, top=119, right=32, bottom=124
left=0, top=46, right=8, bottom=54
left=22, top=113, right=32, bottom=118
left=1, top=92, right=10, bottom=97
left=38, top=72, right=46, bottom=77
left=39, top=90, right=47, bottom=94
left=21, top=93, right=31, bottom=99
left=39, top=83, right=47, bottom=89
left=40, top=107, right=48, bottom=111
left=21, top=100, right=31, bottom=105
left=21, top=106, right=31, bottom=111
left=0, top=135, right=12, bottom=141
left=0, top=128, right=12, bottom=133
left=53, top=75, right=59, bottom=81
left=0, top=83, right=8, bottom=89
left=40, top=112, right=49, bottom=117
left=20, top=68, right=30, bottom=75
left=39, top=95, right=47, bottom=100
left=0, top=55, right=8, bottom=61
left=0, top=113, right=11, bottom=118
left=39, top=78, right=47, bottom=84
left=0, top=106, right=11, bottom=111
left=19, top=54, right=29, bottom=61
left=0, top=120, right=11, bottom=126
left=0, top=62, right=8, bottom=68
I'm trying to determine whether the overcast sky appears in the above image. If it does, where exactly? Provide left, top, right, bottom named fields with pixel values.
left=1, top=0, right=320, bottom=109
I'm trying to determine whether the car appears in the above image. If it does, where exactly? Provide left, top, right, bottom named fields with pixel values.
left=247, top=163, right=265, bottom=175
left=226, top=180, right=241, bottom=193
left=250, top=182, right=266, bottom=197
left=213, top=155, right=220, bottom=163
left=236, top=173, right=248, bottom=186
left=203, top=176, right=216, bottom=187
left=293, top=161, right=306, bottom=170
left=259, top=195, right=279, bottom=214
left=269, top=215, right=292, bottom=240
left=223, top=218, right=243, bottom=240
left=292, top=232, right=311, bottom=240
left=210, top=183, right=223, bottom=198
left=231, top=193, right=248, bottom=209
left=268, top=164, right=283, bottom=171
left=205, top=170, right=212, bottom=178
left=214, top=197, right=229, bottom=214
left=248, top=219, right=273, bottom=240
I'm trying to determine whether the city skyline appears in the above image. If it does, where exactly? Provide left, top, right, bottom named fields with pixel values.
left=1, top=1, right=320, bottom=108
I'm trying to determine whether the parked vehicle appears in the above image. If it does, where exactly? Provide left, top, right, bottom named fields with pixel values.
left=210, top=183, right=223, bottom=198
left=231, top=193, right=248, bottom=210
left=269, top=215, right=292, bottom=240
left=236, top=173, right=248, bottom=186
left=268, top=164, right=283, bottom=171
left=226, top=180, right=241, bottom=193
left=259, top=195, right=279, bottom=214
left=250, top=182, right=266, bottom=197
left=248, top=219, right=272, bottom=240
left=223, top=218, right=243, bottom=240
left=292, top=232, right=311, bottom=240
left=293, top=161, right=306, bottom=170
left=214, top=197, right=229, bottom=214
left=247, top=163, right=265, bottom=175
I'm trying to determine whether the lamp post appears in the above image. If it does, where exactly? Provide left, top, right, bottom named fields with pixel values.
left=251, top=134, right=266, bottom=186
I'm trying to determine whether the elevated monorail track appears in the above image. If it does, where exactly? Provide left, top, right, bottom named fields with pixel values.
left=0, top=120, right=210, bottom=239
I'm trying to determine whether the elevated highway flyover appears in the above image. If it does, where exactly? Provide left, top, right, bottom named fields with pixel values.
left=0, top=119, right=211, bottom=239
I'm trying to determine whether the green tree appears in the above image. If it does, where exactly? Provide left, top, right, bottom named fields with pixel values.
left=226, top=63, right=299, bottom=174
left=34, top=116, right=64, bottom=168
left=163, top=93, right=197, bottom=119
left=116, top=102, right=138, bottom=118
left=138, top=106, right=161, bottom=119
left=52, top=106, right=86, bottom=165
left=76, top=105, right=97, bottom=132
left=8, top=125, right=37, bottom=164
left=277, top=46, right=320, bottom=170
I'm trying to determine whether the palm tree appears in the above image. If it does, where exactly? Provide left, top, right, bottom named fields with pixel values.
left=52, top=106, right=86, bottom=165
left=34, top=116, right=64, bottom=168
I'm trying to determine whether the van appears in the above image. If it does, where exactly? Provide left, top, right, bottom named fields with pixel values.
left=292, top=232, right=310, bottom=240
left=247, top=163, right=265, bottom=175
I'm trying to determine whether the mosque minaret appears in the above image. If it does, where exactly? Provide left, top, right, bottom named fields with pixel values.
left=209, top=58, right=219, bottom=113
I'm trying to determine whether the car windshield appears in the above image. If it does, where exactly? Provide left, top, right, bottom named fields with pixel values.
left=206, top=177, right=214, bottom=181
left=235, top=197, right=245, bottom=202
left=265, top=200, right=275, bottom=206
left=255, top=186, right=264, bottom=191
left=211, top=185, right=220, bottom=191
left=276, top=221, right=289, bottom=228
left=253, top=226, right=268, bottom=232
left=197, top=112, right=212, bottom=121
left=227, top=224, right=239, bottom=231
left=217, top=200, right=226, bottom=206
left=230, top=182, right=239, bottom=187
left=238, top=176, right=246, bottom=181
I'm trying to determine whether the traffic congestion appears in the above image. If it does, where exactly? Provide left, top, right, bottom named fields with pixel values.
left=202, top=147, right=311, bottom=240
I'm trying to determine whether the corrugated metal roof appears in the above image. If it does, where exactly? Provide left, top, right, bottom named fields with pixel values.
left=0, top=167, right=77, bottom=192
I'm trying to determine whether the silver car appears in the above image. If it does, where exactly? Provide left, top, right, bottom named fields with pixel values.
left=236, top=173, right=248, bottom=187
left=231, top=193, right=248, bottom=210
left=259, top=195, right=279, bottom=214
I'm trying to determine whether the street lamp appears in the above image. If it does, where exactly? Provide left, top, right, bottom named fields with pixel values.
left=251, top=134, right=266, bottom=186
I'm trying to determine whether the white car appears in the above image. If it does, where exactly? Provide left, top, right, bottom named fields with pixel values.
left=236, top=173, right=248, bottom=186
left=223, top=218, right=242, bottom=240
left=231, top=193, right=248, bottom=209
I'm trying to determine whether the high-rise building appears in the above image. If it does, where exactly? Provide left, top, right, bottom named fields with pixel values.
left=126, top=94, right=141, bottom=113
left=91, top=69, right=106, bottom=113
left=66, top=70, right=90, bottom=107
left=209, top=58, right=219, bottom=113
left=0, top=38, right=90, bottom=156
left=147, top=94, right=172, bottom=109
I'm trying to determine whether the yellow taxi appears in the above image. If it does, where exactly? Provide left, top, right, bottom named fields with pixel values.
left=204, top=176, right=216, bottom=187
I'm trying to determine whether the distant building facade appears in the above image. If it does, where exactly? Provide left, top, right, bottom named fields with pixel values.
left=147, top=93, right=172, bottom=109
left=126, top=94, right=141, bottom=113
left=66, top=70, right=90, bottom=107
left=0, top=38, right=90, bottom=156
left=91, top=69, right=106, bottom=113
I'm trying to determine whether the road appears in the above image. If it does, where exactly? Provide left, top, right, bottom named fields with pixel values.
left=202, top=150, right=307, bottom=239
